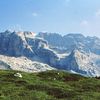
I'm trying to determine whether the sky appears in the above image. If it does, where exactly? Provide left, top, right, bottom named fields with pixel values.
left=0, top=0, right=100, bottom=37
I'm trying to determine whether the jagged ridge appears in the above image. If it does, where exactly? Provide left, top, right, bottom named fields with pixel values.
left=0, top=31, right=100, bottom=76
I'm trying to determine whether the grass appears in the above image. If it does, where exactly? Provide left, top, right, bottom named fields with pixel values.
left=0, top=70, right=100, bottom=100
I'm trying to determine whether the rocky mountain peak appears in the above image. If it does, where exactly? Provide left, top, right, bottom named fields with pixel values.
left=0, top=31, right=100, bottom=76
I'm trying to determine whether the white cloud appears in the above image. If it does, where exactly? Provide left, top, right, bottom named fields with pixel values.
left=80, top=20, right=89, bottom=27
left=95, top=9, right=100, bottom=17
left=32, top=12, right=38, bottom=17
left=64, top=0, right=71, bottom=6
left=8, top=24, right=23, bottom=32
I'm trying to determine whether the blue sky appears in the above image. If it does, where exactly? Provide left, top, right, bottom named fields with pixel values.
left=0, top=0, right=100, bottom=37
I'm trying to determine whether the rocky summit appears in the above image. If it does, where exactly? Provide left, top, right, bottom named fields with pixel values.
left=0, top=30, right=100, bottom=76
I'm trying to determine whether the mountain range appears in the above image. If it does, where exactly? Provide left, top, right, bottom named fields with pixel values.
left=0, top=30, right=100, bottom=77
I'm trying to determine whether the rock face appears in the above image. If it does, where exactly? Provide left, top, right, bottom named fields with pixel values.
left=0, top=30, right=100, bottom=76
left=37, top=32, right=100, bottom=76
left=0, top=55, right=55, bottom=72
left=0, top=31, right=57, bottom=72
left=58, top=50, right=100, bottom=76
left=0, top=60, right=11, bottom=70
left=0, top=31, right=58, bottom=62
left=37, top=32, right=100, bottom=55
left=0, top=31, right=40, bottom=57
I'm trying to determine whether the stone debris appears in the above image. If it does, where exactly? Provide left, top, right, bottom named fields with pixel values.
left=14, top=73, right=22, bottom=78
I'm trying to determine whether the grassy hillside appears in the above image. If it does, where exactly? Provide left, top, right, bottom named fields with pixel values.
left=0, top=70, right=100, bottom=100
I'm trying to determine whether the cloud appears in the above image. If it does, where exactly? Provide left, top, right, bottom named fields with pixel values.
left=32, top=12, right=38, bottom=17
left=80, top=20, right=89, bottom=27
left=8, top=24, right=23, bottom=32
left=64, top=0, right=71, bottom=6
left=95, top=9, right=100, bottom=17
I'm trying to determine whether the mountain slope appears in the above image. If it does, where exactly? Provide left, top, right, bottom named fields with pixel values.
left=58, top=50, right=100, bottom=76
left=0, top=31, right=57, bottom=72
left=0, top=31, right=100, bottom=76
left=37, top=32, right=100, bottom=54
left=0, top=70, right=100, bottom=100
left=0, top=55, right=54, bottom=72
left=37, top=32, right=100, bottom=76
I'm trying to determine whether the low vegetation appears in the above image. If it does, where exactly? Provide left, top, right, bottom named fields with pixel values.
left=0, top=70, right=100, bottom=100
